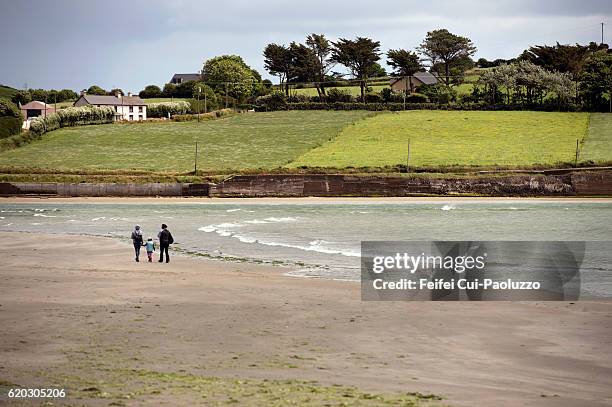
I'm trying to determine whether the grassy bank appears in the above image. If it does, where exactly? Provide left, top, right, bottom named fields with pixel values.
left=289, top=111, right=592, bottom=168
left=0, top=111, right=374, bottom=172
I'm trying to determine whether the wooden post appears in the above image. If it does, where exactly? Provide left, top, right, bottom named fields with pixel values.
left=407, top=138, right=411, bottom=173
left=575, top=139, right=579, bottom=167
left=194, top=141, right=198, bottom=174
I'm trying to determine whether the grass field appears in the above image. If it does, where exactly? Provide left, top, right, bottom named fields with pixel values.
left=289, top=111, right=593, bottom=168
left=581, top=113, right=612, bottom=163
left=0, top=85, right=18, bottom=100
left=0, top=111, right=373, bottom=172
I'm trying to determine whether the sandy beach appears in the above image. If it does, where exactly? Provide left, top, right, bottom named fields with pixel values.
left=0, top=231, right=611, bottom=406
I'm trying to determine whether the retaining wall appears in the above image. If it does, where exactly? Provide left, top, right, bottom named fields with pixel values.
left=1, top=171, right=611, bottom=197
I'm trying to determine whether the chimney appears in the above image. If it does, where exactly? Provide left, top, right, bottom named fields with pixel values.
left=80, top=89, right=86, bottom=96
left=127, top=92, right=132, bottom=97
left=116, top=90, right=122, bottom=99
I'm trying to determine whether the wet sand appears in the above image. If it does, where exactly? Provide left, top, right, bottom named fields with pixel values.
left=1, top=232, right=611, bottom=406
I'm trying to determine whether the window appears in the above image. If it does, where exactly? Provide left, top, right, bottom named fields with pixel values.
left=114, top=106, right=117, bottom=112
left=138, top=106, right=143, bottom=113
left=129, top=115, right=133, bottom=121
left=129, top=106, right=133, bottom=113
left=139, top=115, right=143, bottom=121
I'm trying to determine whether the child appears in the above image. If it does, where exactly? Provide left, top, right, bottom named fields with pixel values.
left=144, top=237, right=156, bottom=262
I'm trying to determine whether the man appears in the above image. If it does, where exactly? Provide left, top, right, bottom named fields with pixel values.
left=157, top=223, right=174, bottom=263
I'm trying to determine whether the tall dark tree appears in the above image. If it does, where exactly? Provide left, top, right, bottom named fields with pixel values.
left=331, top=37, right=381, bottom=101
left=519, top=42, right=608, bottom=79
left=418, top=29, right=477, bottom=86
left=86, top=85, right=107, bottom=95
left=386, top=49, right=422, bottom=93
left=306, top=33, right=334, bottom=96
left=263, top=43, right=293, bottom=95
left=580, top=51, right=612, bottom=111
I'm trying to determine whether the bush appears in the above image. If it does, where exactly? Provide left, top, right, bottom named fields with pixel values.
left=173, top=108, right=236, bottom=122
left=287, top=94, right=310, bottom=103
left=29, top=105, right=114, bottom=137
left=0, top=117, right=22, bottom=138
left=420, top=84, right=457, bottom=104
left=139, top=85, right=163, bottom=99
left=405, top=92, right=429, bottom=103
left=326, top=88, right=354, bottom=103
left=147, top=101, right=191, bottom=118
left=255, top=90, right=287, bottom=111
left=364, top=93, right=382, bottom=103
left=0, top=98, right=23, bottom=138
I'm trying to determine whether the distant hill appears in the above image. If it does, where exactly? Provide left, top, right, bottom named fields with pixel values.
left=0, top=85, right=18, bottom=100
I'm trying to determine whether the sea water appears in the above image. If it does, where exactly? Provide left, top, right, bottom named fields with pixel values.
left=1, top=201, right=611, bottom=295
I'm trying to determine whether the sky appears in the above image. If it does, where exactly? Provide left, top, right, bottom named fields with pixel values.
left=1, top=0, right=610, bottom=93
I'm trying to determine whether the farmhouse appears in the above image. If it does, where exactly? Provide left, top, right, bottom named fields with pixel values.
left=389, top=71, right=438, bottom=93
left=74, top=92, right=146, bottom=121
left=170, top=73, right=201, bottom=84
left=19, top=101, right=56, bottom=120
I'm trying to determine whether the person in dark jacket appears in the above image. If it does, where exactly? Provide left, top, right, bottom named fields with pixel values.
left=157, top=223, right=174, bottom=263
left=131, top=224, right=144, bottom=262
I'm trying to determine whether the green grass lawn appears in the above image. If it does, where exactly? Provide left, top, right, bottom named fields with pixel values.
left=288, top=111, right=591, bottom=168
left=581, top=113, right=612, bottom=163
left=0, top=111, right=373, bottom=172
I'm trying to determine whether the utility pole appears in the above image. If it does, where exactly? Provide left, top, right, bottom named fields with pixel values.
left=575, top=139, right=580, bottom=167
left=602, top=22, right=605, bottom=45
left=204, top=91, right=207, bottom=113
left=225, top=83, right=228, bottom=109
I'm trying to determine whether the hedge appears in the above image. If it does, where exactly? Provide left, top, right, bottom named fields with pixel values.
left=1, top=105, right=114, bottom=151
left=173, top=108, right=236, bottom=122
left=255, top=102, right=582, bottom=112
left=0, top=98, right=23, bottom=139
left=147, top=101, right=191, bottom=118
left=0, top=116, right=22, bottom=138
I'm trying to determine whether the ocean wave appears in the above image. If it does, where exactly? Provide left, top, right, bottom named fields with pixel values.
left=226, top=208, right=241, bottom=212
left=264, top=217, right=299, bottom=223
left=243, top=219, right=270, bottom=224
left=33, top=213, right=57, bottom=218
left=441, top=204, right=455, bottom=211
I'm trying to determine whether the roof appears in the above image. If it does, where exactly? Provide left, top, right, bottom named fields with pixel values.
left=171, top=73, right=201, bottom=82
left=20, top=101, right=54, bottom=109
left=389, top=71, right=439, bottom=86
left=78, top=95, right=145, bottom=106
left=413, top=71, right=438, bottom=85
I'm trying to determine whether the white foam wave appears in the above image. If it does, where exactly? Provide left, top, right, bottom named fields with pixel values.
left=441, top=204, right=455, bottom=211
left=33, top=213, right=57, bottom=218
left=264, top=217, right=299, bottom=223
left=244, top=219, right=270, bottom=224
left=226, top=208, right=241, bottom=212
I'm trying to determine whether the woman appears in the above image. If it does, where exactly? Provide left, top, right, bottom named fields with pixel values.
left=131, top=225, right=144, bottom=262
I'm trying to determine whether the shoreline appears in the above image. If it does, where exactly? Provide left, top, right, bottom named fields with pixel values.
left=2, top=196, right=612, bottom=204
left=1, top=231, right=611, bottom=406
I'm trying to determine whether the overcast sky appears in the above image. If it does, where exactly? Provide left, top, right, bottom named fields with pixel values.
left=1, top=0, right=610, bottom=93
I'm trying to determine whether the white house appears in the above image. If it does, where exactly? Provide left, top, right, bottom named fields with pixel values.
left=74, top=92, right=147, bottom=121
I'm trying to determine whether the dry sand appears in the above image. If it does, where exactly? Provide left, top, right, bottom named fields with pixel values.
left=0, top=232, right=611, bottom=406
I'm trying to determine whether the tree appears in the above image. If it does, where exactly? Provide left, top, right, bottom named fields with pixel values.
left=139, top=85, right=163, bottom=99
left=519, top=42, right=607, bottom=79
left=108, top=88, right=124, bottom=96
left=331, top=37, right=381, bottom=101
left=263, top=43, right=293, bottom=95
left=418, top=29, right=477, bottom=86
left=11, top=90, right=32, bottom=105
left=580, top=51, right=612, bottom=111
left=306, top=33, right=334, bottom=96
left=162, top=83, right=177, bottom=98
left=58, top=89, right=78, bottom=101
left=87, top=85, right=107, bottom=95
left=386, top=49, right=422, bottom=93
left=202, top=55, right=258, bottom=102
left=191, top=82, right=218, bottom=112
